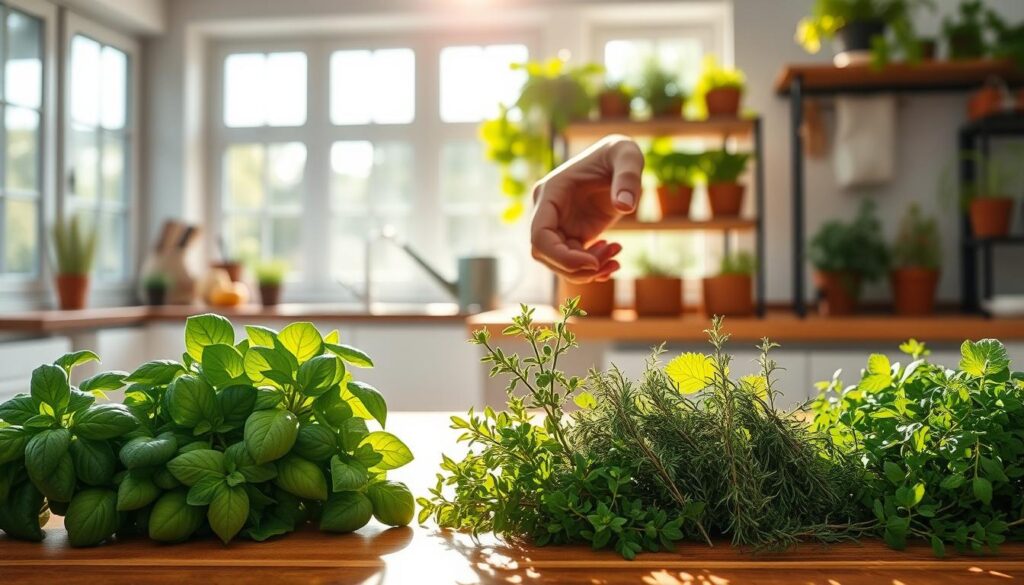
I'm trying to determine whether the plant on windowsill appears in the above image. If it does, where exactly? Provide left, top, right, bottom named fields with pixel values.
left=690, top=55, right=745, bottom=119
left=808, top=200, right=889, bottom=316
left=890, top=204, right=941, bottom=316
left=597, top=81, right=633, bottom=119
left=795, top=0, right=932, bottom=66
left=635, top=60, right=684, bottom=118
left=646, top=143, right=702, bottom=219
left=255, top=259, right=288, bottom=308
left=142, top=272, right=171, bottom=307
left=702, top=251, right=756, bottom=318
left=633, top=252, right=683, bottom=317
left=51, top=216, right=97, bottom=311
left=698, top=150, right=750, bottom=219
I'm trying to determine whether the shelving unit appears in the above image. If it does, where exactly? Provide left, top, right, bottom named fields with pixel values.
left=558, top=116, right=766, bottom=315
left=775, top=59, right=1024, bottom=317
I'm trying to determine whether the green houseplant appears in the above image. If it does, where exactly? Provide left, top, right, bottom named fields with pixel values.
left=890, top=204, right=941, bottom=315
left=635, top=61, right=684, bottom=118
left=944, top=153, right=1021, bottom=239
left=51, top=216, right=98, bottom=311
left=255, top=260, right=287, bottom=307
left=633, top=252, right=682, bottom=317
left=647, top=148, right=702, bottom=219
left=796, top=0, right=931, bottom=64
left=809, top=201, right=889, bottom=316
left=142, top=272, right=170, bottom=307
left=699, top=150, right=750, bottom=218
left=691, top=55, right=745, bottom=119
left=597, top=81, right=633, bottom=119
left=703, top=251, right=756, bottom=317
left=943, top=0, right=987, bottom=59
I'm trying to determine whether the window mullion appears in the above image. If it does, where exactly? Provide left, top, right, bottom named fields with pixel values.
left=304, top=40, right=330, bottom=290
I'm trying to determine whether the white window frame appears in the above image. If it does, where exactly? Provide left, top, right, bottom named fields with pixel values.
left=61, top=11, right=140, bottom=295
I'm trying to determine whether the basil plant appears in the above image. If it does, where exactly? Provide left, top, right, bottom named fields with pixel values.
left=0, top=314, right=414, bottom=547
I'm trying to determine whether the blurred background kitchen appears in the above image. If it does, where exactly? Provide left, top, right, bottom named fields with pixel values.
left=1, top=0, right=1024, bottom=410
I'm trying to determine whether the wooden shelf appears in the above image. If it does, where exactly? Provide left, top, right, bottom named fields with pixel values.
left=775, top=59, right=1024, bottom=96
left=609, top=217, right=757, bottom=232
left=563, top=117, right=756, bottom=141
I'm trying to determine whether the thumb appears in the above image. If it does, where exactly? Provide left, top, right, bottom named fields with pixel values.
left=607, top=139, right=644, bottom=213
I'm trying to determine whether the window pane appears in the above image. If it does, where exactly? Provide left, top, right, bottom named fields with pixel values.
left=224, top=144, right=264, bottom=210
left=330, top=141, right=412, bottom=211
left=265, top=53, right=306, bottom=127
left=604, top=38, right=703, bottom=91
left=102, top=136, right=126, bottom=203
left=96, top=211, right=126, bottom=278
left=70, top=126, right=98, bottom=201
left=6, top=107, right=39, bottom=191
left=269, top=215, right=302, bottom=271
left=223, top=53, right=264, bottom=127
left=329, top=141, right=372, bottom=209
left=4, top=197, right=38, bottom=274
left=100, top=46, right=128, bottom=130
left=330, top=49, right=414, bottom=125
left=224, top=215, right=260, bottom=263
left=6, top=10, right=42, bottom=108
left=71, top=35, right=101, bottom=126
left=267, top=142, right=305, bottom=207
left=440, top=141, right=499, bottom=205
left=224, top=52, right=307, bottom=128
left=440, top=44, right=528, bottom=123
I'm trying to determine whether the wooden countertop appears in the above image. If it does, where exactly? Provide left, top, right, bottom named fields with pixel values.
left=2, top=412, right=1021, bottom=585
left=468, top=307, right=1024, bottom=343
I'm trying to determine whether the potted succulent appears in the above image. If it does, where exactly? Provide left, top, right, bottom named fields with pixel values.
left=51, top=216, right=97, bottom=311
left=809, top=201, right=888, bottom=316
left=699, top=150, right=750, bottom=218
left=597, top=81, right=632, bottom=119
left=943, top=0, right=986, bottom=59
left=796, top=0, right=931, bottom=63
left=559, top=278, right=615, bottom=317
left=142, top=272, right=170, bottom=307
left=255, top=260, right=287, bottom=307
left=636, top=61, right=684, bottom=118
left=647, top=149, right=702, bottom=219
left=890, top=204, right=941, bottom=316
left=691, top=55, right=745, bottom=119
left=633, top=253, right=683, bottom=317
left=702, top=251, right=755, bottom=318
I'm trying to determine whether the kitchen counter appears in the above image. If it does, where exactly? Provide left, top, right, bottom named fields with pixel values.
left=0, top=412, right=1021, bottom=585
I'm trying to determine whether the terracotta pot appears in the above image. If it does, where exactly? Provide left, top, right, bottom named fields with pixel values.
left=891, top=268, right=939, bottom=316
left=969, top=197, right=1014, bottom=238
left=146, top=286, right=167, bottom=307
left=702, top=274, right=753, bottom=318
left=707, top=182, right=745, bottom=218
left=559, top=278, right=615, bottom=317
left=212, top=262, right=244, bottom=282
left=634, top=277, right=682, bottom=317
left=918, top=39, right=937, bottom=61
left=704, top=87, right=741, bottom=117
left=814, top=271, right=861, bottom=316
left=653, top=95, right=683, bottom=118
left=657, top=184, right=693, bottom=218
left=55, top=274, right=89, bottom=310
left=260, top=284, right=282, bottom=307
left=968, top=86, right=1005, bottom=121
left=598, top=90, right=631, bottom=119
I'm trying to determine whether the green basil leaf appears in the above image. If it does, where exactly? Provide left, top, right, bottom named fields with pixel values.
left=79, top=371, right=128, bottom=393
left=244, top=409, right=299, bottom=465
left=313, top=390, right=353, bottom=430
left=293, top=424, right=339, bottom=462
left=186, top=475, right=223, bottom=506
left=72, top=404, right=139, bottom=440
left=973, top=476, right=993, bottom=505
left=0, top=481, right=44, bottom=541
left=319, top=491, right=372, bottom=533
left=274, top=455, right=328, bottom=500
left=66, top=389, right=96, bottom=414
left=185, top=314, right=235, bottom=362
left=359, top=431, right=413, bottom=471
left=225, top=442, right=277, bottom=483
left=53, top=350, right=100, bottom=375
left=0, top=395, right=37, bottom=425
left=29, top=451, right=75, bottom=502
left=30, top=364, right=70, bottom=416
left=117, top=472, right=161, bottom=511
left=346, top=381, right=387, bottom=428
left=326, top=343, right=374, bottom=368
left=24, top=427, right=71, bottom=476
left=243, top=346, right=293, bottom=388
left=167, top=449, right=226, bottom=486
left=119, top=433, right=178, bottom=469
left=225, top=471, right=246, bottom=487
left=960, top=339, right=1010, bottom=378
left=209, top=483, right=249, bottom=543
left=166, top=375, right=218, bottom=428
left=329, top=455, right=367, bottom=492
left=366, top=481, right=414, bottom=526
left=245, top=325, right=278, bottom=347
left=69, top=437, right=116, bottom=486
left=202, top=344, right=246, bottom=388
left=152, top=467, right=181, bottom=490
left=939, top=474, right=965, bottom=490
left=125, top=360, right=186, bottom=385
left=338, top=417, right=369, bottom=452
left=253, top=387, right=284, bottom=411
left=0, top=426, right=28, bottom=465
left=297, top=355, right=340, bottom=397
left=350, top=443, right=383, bottom=469
left=148, top=489, right=205, bottom=543
left=218, top=385, right=257, bottom=428
left=278, top=322, right=323, bottom=363
left=65, top=488, right=118, bottom=547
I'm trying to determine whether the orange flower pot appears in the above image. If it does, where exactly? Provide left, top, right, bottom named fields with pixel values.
left=598, top=91, right=631, bottom=119
left=891, top=268, right=939, bottom=316
left=55, top=274, right=90, bottom=310
left=968, top=86, right=1005, bottom=121
left=657, top=184, right=693, bottom=218
left=969, top=197, right=1014, bottom=238
left=702, top=274, right=753, bottom=317
left=559, top=278, right=615, bottom=317
left=704, top=87, right=742, bottom=117
left=814, top=271, right=860, bottom=316
left=707, top=182, right=745, bottom=218
left=212, top=262, right=244, bottom=282
left=634, top=277, right=683, bottom=317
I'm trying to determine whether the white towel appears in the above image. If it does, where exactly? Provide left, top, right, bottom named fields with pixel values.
left=833, top=95, right=896, bottom=188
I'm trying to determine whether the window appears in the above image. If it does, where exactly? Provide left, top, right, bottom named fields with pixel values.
left=224, top=52, right=306, bottom=128
left=439, top=44, right=527, bottom=123
left=330, top=49, right=413, bottom=125
left=0, top=5, right=43, bottom=278
left=65, top=29, right=134, bottom=281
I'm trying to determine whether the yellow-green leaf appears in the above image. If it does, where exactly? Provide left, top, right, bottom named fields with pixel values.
left=858, top=354, right=891, bottom=392
left=739, top=375, right=768, bottom=398
left=665, top=353, right=715, bottom=394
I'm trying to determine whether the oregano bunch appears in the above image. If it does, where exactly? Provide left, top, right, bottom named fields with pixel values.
left=0, top=314, right=414, bottom=547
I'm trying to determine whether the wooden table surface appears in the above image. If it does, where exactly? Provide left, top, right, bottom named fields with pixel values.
left=2, top=413, right=1022, bottom=585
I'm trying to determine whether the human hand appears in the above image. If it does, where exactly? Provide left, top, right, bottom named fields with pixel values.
left=530, top=135, right=643, bottom=283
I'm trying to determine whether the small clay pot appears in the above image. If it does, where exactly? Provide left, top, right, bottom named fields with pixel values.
left=212, top=262, right=244, bottom=282
left=55, top=274, right=89, bottom=310
left=657, top=184, right=693, bottom=218
left=634, top=277, right=683, bottom=317
left=260, top=283, right=282, bottom=307
left=815, top=271, right=861, bottom=316
left=969, top=197, right=1014, bottom=238
left=559, top=278, right=615, bottom=317
left=918, top=39, right=937, bottom=61
left=653, top=95, right=684, bottom=118
left=891, top=268, right=939, bottom=316
left=968, top=86, right=1005, bottom=121
left=704, top=87, right=741, bottom=117
left=598, top=90, right=631, bottom=119
left=146, top=286, right=167, bottom=307
left=702, top=274, right=753, bottom=318
left=707, top=182, right=745, bottom=218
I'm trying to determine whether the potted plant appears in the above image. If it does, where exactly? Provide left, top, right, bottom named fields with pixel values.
left=647, top=149, right=702, bottom=219
left=635, top=61, right=684, bottom=118
left=255, top=260, right=287, bottom=307
left=559, top=278, right=615, bottom=317
left=142, top=272, right=170, bottom=306
left=943, top=0, right=986, bottom=59
left=699, top=150, right=750, bottom=218
left=691, top=55, right=745, bottom=119
left=51, top=216, right=97, bottom=311
left=808, top=201, right=888, bottom=316
left=633, top=253, right=683, bottom=317
left=597, top=81, right=632, bottom=119
left=702, top=251, right=755, bottom=318
left=796, top=0, right=930, bottom=64
left=890, top=204, right=941, bottom=315
left=946, top=153, right=1020, bottom=239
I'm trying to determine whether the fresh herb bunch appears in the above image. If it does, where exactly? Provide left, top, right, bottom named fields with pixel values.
left=699, top=150, right=750, bottom=184
left=892, top=204, right=940, bottom=270
left=254, top=260, right=288, bottom=286
left=719, top=251, right=756, bottom=276
left=0, top=314, right=414, bottom=547
left=809, top=200, right=889, bottom=283
left=812, top=339, right=1024, bottom=556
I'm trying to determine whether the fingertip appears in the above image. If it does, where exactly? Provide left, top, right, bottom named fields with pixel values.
left=613, top=190, right=636, bottom=212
